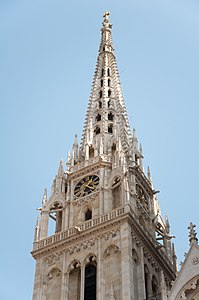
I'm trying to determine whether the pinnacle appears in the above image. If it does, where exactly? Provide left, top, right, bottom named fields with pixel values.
left=188, top=222, right=198, bottom=246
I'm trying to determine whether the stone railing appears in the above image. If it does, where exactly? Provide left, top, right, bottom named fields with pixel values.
left=33, top=206, right=125, bottom=251
left=70, top=155, right=112, bottom=172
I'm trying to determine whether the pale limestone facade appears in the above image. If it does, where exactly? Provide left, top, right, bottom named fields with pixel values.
left=32, top=12, right=177, bottom=300
left=168, top=224, right=199, bottom=300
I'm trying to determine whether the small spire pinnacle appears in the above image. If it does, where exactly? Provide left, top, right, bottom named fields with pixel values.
left=34, top=215, right=40, bottom=241
left=133, top=128, right=137, bottom=139
left=42, top=188, right=47, bottom=205
left=139, top=143, right=142, bottom=155
left=74, top=134, right=78, bottom=145
left=188, top=222, right=198, bottom=246
left=165, top=214, right=170, bottom=234
left=139, top=143, right=143, bottom=171
left=147, top=166, right=151, bottom=180
left=172, top=243, right=178, bottom=273
left=102, top=11, right=112, bottom=29
left=58, top=159, right=64, bottom=177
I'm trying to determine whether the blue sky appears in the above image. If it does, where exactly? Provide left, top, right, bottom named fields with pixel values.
left=1, top=1, right=199, bottom=299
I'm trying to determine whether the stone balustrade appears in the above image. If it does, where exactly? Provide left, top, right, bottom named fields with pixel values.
left=33, top=206, right=124, bottom=251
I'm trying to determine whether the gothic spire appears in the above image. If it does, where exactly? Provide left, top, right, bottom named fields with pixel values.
left=80, top=12, right=131, bottom=159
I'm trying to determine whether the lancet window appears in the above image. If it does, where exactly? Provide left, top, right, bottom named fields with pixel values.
left=96, top=114, right=101, bottom=122
left=85, top=208, right=92, bottom=221
left=84, top=263, right=97, bottom=300
left=94, top=126, right=100, bottom=135
left=108, top=112, right=114, bottom=121
left=48, top=202, right=63, bottom=235
left=108, top=124, right=113, bottom=133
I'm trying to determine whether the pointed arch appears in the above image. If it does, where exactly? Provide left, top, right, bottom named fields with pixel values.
left=46, top=268, right=62, bottom=300
left=84, top=254, right=97, bottom=300
left=68, top=261, right=81, bottom=300
left=104, top=245, right=121, bottom=299
left=111, top=177, right=121, bottom=209
left=47, top=201, right=64, bottom=235
left=84, top=253, right=97, bottom=265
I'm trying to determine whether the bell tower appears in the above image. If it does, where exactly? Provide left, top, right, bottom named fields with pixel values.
left=32, top=12, right=176, bottom=300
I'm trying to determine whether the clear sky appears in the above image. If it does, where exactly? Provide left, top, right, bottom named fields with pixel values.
left=1, top=0, right=199, bottom=299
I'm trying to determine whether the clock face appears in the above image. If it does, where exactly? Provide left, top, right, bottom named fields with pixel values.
left=74, top=175, right=99, bottom=197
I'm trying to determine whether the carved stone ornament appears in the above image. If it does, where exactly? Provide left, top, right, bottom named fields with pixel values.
left=73, top=192, right=99, bottom=206
left=104, top=245, right=120, bottom=257
left=85, top=254, right=97, bottom=264
left=102, top=228, right=120, bottom=241
left=68, top=238, right=96, bottom=255
left=46, top=268, right=61, bottom=281
left=192, top=256, right=199, bottom=265
left=68, top=260, right=81, bottom=272
left=177, top=276, right=199, bottom=300
left=44, top=251, right=63, bottom=266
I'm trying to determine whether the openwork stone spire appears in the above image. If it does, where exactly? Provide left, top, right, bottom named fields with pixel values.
left=80, top=12, right=131, bottom=159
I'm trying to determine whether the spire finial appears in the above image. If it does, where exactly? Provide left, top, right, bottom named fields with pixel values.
left=188, top=222, right=198, bottom=246
left=102, top=11, right=112, bottom=29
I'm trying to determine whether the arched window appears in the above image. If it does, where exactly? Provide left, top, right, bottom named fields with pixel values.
left=85, top=208, right=92, bottom=221
left=95, top=126, right=100, bottom=135
left=108, top=89, right=111, bottom=97
left=108, top=124, right=113, bottom=133
left=99, top=101, right=102, bottom=109
left=107, top=68, right=110, bottom=76
left=48, top=202, right=63, bottom=235
left=96, top=114, right=101, bottom=122
left=112, top=177, right=121, bottom=209
left=112, top=143, right=116, bottom=156
left=108, top=100, right=111, bottom=108
left=100, top=79, right=103, bottom=87
left=108, top=79, right=111, bottom=86
left=103, top=47, right=105, bottom=51
left=101, top=69, right=104, bottom=77
left=89, top=145, right=94, bottom=158
left=99, top=90, right=102, bottom=98
left=108, top=112, right=114, bottom=121
left=68, top=263, right=81, bottom=300
left=84, top=264, right=97, bottom=300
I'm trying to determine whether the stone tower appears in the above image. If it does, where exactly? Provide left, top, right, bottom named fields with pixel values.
left=32, top=12, right=176, bottom=300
